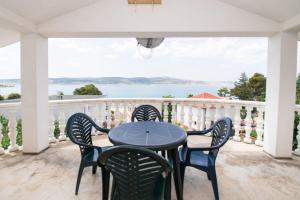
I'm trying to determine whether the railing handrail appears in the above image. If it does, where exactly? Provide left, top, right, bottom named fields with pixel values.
left=0, top=98, right=276, bottom=110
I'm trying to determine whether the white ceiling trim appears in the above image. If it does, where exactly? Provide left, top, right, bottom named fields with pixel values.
left=0, top=5, right=36, bottom=33
left=281, top=13, right=300, bottom=32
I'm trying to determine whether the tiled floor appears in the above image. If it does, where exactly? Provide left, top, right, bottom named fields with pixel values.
left=1, top=135, right=300, bottom=200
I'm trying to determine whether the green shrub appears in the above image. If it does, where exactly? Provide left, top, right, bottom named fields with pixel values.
left=16, top=119, right=22, bottom=146
left=73, top=84, right=102, bottom=95
left=7, top=93, right=21, bottom=100
left=293, top=112, right=299, bottom=151
left=0, top=116, right=10, bottom=149
left=54, top=120, right=60, bottom=138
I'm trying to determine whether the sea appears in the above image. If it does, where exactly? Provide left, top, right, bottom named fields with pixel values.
left=0, top=83, right=229, bottom=98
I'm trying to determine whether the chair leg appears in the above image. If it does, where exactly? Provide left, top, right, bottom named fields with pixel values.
left=75, top=163, right=84, bottom=195
left=208, top=168, right=219, bottom=200
left=180, top=164, right=186, bottom=188
left=92, top=164, right=97, bottom=174
left=101, top=167, right=110, bottom=200
left=111, top=179, right=116, bottom=200
left=164, top=174, right=172, bottom=200
left=161, top=151, right=166, bottom=158
left=207, top=173, right=211, bottom=180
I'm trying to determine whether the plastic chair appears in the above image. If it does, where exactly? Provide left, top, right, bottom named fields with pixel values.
left=98, top=145, right=173, bottom=200
left=66, top=112, right=110, bottom=195
left=179, top=117, right=233, bottom=200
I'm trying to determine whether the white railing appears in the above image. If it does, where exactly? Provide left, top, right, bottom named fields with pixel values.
left=8, top=98, right=300, bottom=156
left=0, top=98, right=268, bottom=155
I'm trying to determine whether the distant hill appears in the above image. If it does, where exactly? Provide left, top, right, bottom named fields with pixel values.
left=0, top=77, right=233, bottom=86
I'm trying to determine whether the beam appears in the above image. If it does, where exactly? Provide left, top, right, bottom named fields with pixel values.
left=281, top=13, right=300, bottom=32
left=0, top=5, right=36, bottom=33
left=38, top=0, right=280, bottom=37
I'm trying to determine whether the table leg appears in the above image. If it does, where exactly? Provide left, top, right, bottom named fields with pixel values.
left=168, top=149, right=183, bottom=200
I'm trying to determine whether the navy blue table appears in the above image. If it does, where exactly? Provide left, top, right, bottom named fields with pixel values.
left=109, top=121, right=187, bottom=200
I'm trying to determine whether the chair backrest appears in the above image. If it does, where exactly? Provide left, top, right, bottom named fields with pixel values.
left=209, top=117, right=233, bottom=159
left=131, top=105, right=162, bottom=122
left=99, top=145, right=172, bottom=200
left=66, top=113, right=95, bottom=156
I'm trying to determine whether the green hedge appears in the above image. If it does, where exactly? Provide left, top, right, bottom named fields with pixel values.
left=0, top=116, right=22, bottom=149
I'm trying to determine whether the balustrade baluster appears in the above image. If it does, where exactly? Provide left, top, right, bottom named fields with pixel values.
left=233, top=106, right=242, bottom=142
left=125, top=103, right=131, bottom=122
left=115, top=103, right=120, bottom=125
left=196, top=107, right=202, bottom=130
left=171, top=102, right=177, bottom=124
left=224, top=105, right=233, bottom=118
left=0, top=120, right=4, bottom=154
left=214, top=104, right=223, bottom=122
left=255, top=107, right=264, bottom=146
left=58, top=110, right=66, bottom=141
left=106, top=102, right=112, bottom=128
left=244, top=106, right=253, bottom=144
left=163, top=102, right=169, bottom=122
left=180, top=103, right=185, bottom=127
left=49, top=111, right=56, bottom=143
left=8, top=111, right=19, bottom=152
left=205, top=106, right=212, bottom=129
left=187, top=104, right=193, bottom=130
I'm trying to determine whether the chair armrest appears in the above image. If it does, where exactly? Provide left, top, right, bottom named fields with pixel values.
left=184, top=144, right=220, bottom=163
left=93, top=123, right=110, bottom=134
left=75, top=140, right=100, bottom=150
left=186, top=127, right=213, bottom=136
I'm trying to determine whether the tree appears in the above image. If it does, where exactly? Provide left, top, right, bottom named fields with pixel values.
left=217, top=87, right=230, bottom=97
left=73, top=84, right=102, bottom=95
left=0, top=95, right=4, bottom=101
left=230, top=73, right=253, bottom=100
left=187, top=94, right=193, bottom=98
left=249, top=73, right=266, bottom=101
left=7, top=93, right=21, bottom=100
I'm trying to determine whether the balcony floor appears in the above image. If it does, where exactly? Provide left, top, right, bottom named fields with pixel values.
left=1, top=135, right=300, bottom=200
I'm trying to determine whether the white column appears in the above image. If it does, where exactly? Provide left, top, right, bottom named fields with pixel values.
left=21, top=33, right=49, bottom=153
left=264, top=31, right=298, bottom=158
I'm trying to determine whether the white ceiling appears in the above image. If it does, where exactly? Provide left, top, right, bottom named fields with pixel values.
left=218, top=0, right=300, bottom=22
left=0, top=0, right=100, bottom=24
left=0, top=0, right=298, bottom=25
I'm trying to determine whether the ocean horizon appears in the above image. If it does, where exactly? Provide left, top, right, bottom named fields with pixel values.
left=0, top=83, right=230, bottom=98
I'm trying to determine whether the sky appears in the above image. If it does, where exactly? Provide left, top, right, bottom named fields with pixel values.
left=0, top=38, right=299, bottom=82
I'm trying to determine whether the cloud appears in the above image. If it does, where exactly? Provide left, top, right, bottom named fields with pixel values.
left=154, top=38, right=267, bottom=66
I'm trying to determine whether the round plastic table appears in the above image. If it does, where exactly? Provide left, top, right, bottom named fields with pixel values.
left=109, top=121, right=187, bottom=200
